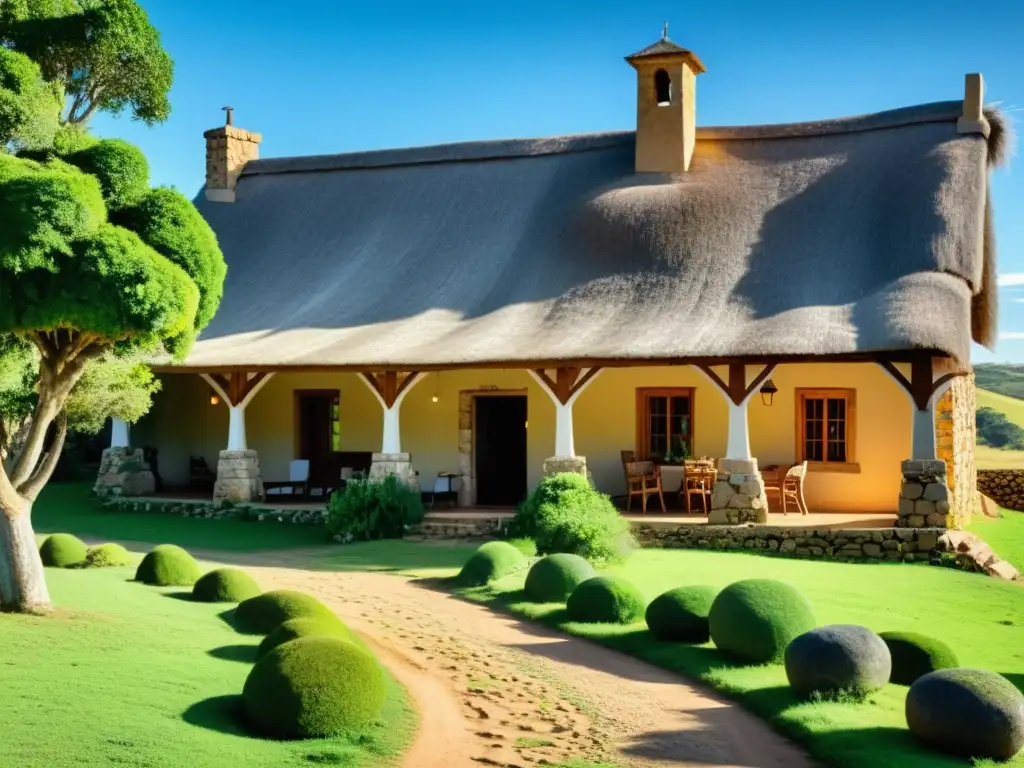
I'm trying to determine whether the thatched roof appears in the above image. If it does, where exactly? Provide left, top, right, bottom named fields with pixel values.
left=176, top=100, right=1005, bottom=371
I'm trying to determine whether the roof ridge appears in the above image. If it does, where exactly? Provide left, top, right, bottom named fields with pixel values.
left=241, top=101, right=965, bottom=177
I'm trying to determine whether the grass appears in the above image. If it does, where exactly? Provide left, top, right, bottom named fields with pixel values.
left=977, top=388, right=1024, bottom=425
left=969, top=506, right=1024, bottom=572
left=452, top=548, right=1024, bottom=768
left=975, top=388, right=1024, bottom=469
left=0, top=565, right=414, bottom=768
left=33, top=483, right=332, bottom=551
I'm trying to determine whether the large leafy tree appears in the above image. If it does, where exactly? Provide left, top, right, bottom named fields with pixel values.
left=0, top=0, right=173, bottom=125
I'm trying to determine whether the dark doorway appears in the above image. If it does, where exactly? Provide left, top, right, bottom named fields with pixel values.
left=295, top=390, right=340, bottom=484
left=475, top=395, right=528, bottom=507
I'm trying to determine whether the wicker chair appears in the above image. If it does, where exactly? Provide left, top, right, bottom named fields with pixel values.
left=683, top=463, right=716, bottom=515
left=763, top=462, right=809, bottom=515
left=623, top=460, right=666, bottom=514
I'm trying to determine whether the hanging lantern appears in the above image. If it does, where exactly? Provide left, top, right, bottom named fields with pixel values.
left=210, top=393, right=220, bottom=406
left=759, top=378, right=778, bottom=406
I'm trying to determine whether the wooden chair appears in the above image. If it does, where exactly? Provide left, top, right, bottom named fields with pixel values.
left=624, top=460, right=666, bottom=514
left=683, top=464, right=716, bottom=515
left=763, top=462, right=809, bottom=515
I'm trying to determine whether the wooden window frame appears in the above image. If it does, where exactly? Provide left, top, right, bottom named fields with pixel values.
left=293, top=389, right=342, bottom=458
left=635, top=387, right=695, bottom=461
left=795, top=388, right=859, bottom=473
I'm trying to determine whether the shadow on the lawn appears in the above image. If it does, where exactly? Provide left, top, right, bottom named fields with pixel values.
left=182, top=694, right=250, bottom=737
left=208, top=644, right=258, bottom=663
left=161, top=591, right=196, bottom=601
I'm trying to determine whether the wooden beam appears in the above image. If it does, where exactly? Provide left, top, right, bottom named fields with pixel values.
left=360, top=372, right=384, bottom=401
left=570, top=367, right=602, bottom=400
left=880, top=355, right=963, bottom=411
left=743, top=364, right=777, bottom=401
left=533, top=369, right=559, bottom=400
left=395, top=371, right=421, bottom=401
left=154, top=348, right=957, bottom=376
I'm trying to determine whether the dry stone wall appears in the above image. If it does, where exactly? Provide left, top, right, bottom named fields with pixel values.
left=977, top=469, right=1024, bottom=511
left=93, top=447, right=155, bottom=498
left=935, top=374, right=980, bottom=526
left=632, top=523, right=942, bottom=562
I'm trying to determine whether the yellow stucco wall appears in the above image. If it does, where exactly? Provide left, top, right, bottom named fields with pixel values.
left=133, top=363, right=913, bottom=513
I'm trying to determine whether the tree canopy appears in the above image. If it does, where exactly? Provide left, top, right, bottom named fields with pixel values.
left=0, top=48, right=61, bottom=152
left=0, top=0, right=173, bottom=125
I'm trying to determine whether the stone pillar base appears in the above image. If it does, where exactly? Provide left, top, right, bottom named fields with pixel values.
left=214, top=449, right=262, bottom=502
left=897, top=459, right=949, bottom=528
left=94, top=447, right=155, bottom=498
left=542, top=456, right=594, bottom=487
left=708, top=458, right=768, bottom=525
left=369, top=452, right=419, bottom=489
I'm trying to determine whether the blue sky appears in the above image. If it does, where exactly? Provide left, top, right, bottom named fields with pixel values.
left=92, top=0, right=1024, bottom=363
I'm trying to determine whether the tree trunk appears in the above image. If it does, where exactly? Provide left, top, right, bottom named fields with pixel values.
left=0, top=503, right=50, bottom=614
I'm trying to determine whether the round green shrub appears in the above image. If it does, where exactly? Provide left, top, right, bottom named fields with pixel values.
left=507, top=537, right=538, bottom=557
left=566, top=575, right=646, bottom=624
left=906, top=668, right=1024, bottom=760
left=879, top=631, right=959, bottom=685
left=233, top=589, right=336, bottom=635
left=645, top=585, right=720, bottom=642
left=83, top=543, right=132, bottom=568
left=785, top=625, right=891, bottom=700
left=524, top=553, right=596, bottom=603
left=242, top=635, right=386, bottom=739
left=39, top=533, right=88, bottom=568
left=458, top=542, right=527, bottom=586
left=511, top=473, right=637, bottom=565
left=65, top=138, right=150, bottom=210
left=192, top=568, right=261, bottom=603
left=256, top=617, right=354, bottom=660
left=708, top=579, right=816, bottom=663
left=134, top=544, right=202, bottom=586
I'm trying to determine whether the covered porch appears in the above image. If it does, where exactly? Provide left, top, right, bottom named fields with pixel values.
left=113, top=351, right=970, bottom=529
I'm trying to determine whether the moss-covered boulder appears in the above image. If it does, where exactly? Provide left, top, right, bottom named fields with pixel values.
left=83, top=543, right=132, bottom=568
left=879, top=631, right=958, bottom=685
left=906, top=668, right=1024, bottom=760
left=192, top=568, right=261, bottom=603
left=233, top=589, right=336, bottom=635
left=39, top=533, right=88, bottom=568
left=785, top=624, right=891, bottom=700
left=242, top=636, right=386, bottom=739
left=708, top=579, right=816, bottom=663
left=256, top=617, right=354, bottom=660
left=645, top=585, right=719, bottom=643
left=457, top=541, right=528, bottom=586
left=524, top=553, right=596, bottom=603
left=566, top=575, right=646, bottom=624
left=134, top=544, right=202, bottom=586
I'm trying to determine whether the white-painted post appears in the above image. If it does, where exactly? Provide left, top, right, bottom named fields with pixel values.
left=878, top=364, right=954, bottom=462
left=110, top=418, right=129, bottom=449
left=227, top=407, right=247, bottom=451
left=694, top=366, right=755, bottom=460
left=360, top=373, right=423, bottom=453
left=529, top=369, right=601, bottom=458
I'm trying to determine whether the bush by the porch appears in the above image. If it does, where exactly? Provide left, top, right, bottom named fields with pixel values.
left=39, top=533, right=88, bottom=568
left=242, top=635, right=387, bottom=739
left=233, top=589, right=336, bottom=635
left=879, top=631, right=959, bottom=685
left=83, top=543, right=132, bottom=568
left=645, top=585, right=719, bottom=642
left=457, top=541, right=528, bottom=586
left=510, top=473, right=635, bottom=565
left=256, top=616, right=355, bottom=660
left=326, top=475, right=424, bottom=542
left=708, top=579, right=816, bottom=663
left=134, top=544, right=202, bottom=587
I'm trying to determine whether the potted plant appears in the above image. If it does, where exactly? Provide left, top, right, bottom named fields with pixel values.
left=661, top=437, right=690, bottom=465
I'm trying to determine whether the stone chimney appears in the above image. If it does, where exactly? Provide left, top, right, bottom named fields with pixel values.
left=626, top=24, right=705, bottom=174
left=203, top=106, right=261, bottom=203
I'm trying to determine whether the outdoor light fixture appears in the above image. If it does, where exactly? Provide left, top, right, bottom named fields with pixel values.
left=210, top=393, right=220, bottom=406
left=432, top=372, right=440, bottom=403
left=759, top=379, right=778, bottom=406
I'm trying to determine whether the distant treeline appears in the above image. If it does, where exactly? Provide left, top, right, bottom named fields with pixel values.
left=977, top=407, right=1024, bottom=450
left=975, top=364, right=1024, bottom=400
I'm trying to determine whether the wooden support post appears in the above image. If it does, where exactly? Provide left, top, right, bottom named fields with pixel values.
left=695, top=363, right=776, bottom=459
left=877, top=355, right=960, bottom=460
left=359, top=372, right=422, bottom=453
left=529, top=366, right=602, bottom=457
left=201, top=372, right=274, bottom=451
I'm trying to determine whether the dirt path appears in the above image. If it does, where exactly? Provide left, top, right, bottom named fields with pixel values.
left=234, top=560, right=816, bottom=768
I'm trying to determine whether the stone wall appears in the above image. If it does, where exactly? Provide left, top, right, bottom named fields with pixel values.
left=977, top=469, right=1024, bottom=511
left=93, top=447, right=155, bottom=498
left=633, top=522, right=942, bottom=562
left=213, top=450, right=262, bottom=502
left=368, top=452, right=419, bottom=489
left=542, top=456, right=594, bottom=486
left=936, top=373, right=980, bottom=526
left=105, top=497, right=327, bottom=525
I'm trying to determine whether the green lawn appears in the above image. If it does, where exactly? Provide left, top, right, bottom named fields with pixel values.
left=0, top=565, right=414, bottom=768
left=33, top=483, right=330, bottom=551
left=969, top=507, right=1024, bottom=572
left=975, top=388, right=1024, bottom=469
left=454, top=549, right=1024, bottom=768
left=978, top=388, right=1024, bottom=425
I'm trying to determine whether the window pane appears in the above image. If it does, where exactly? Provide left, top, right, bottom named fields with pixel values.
left=649, top=396, right=667, bottom=416
left=827, top=441, right=847, bottom=462
left=805, top=440, right=822, bottom=461
left=650, top=434, right=667, bottom=456
left=828, top=398, right=846, bottom=420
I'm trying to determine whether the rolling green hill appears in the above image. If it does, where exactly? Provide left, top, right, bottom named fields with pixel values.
left=975, top=363, right=1024, bottom=400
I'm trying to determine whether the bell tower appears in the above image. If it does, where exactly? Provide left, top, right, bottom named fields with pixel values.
left=626, top=24, right=705, bottom=174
